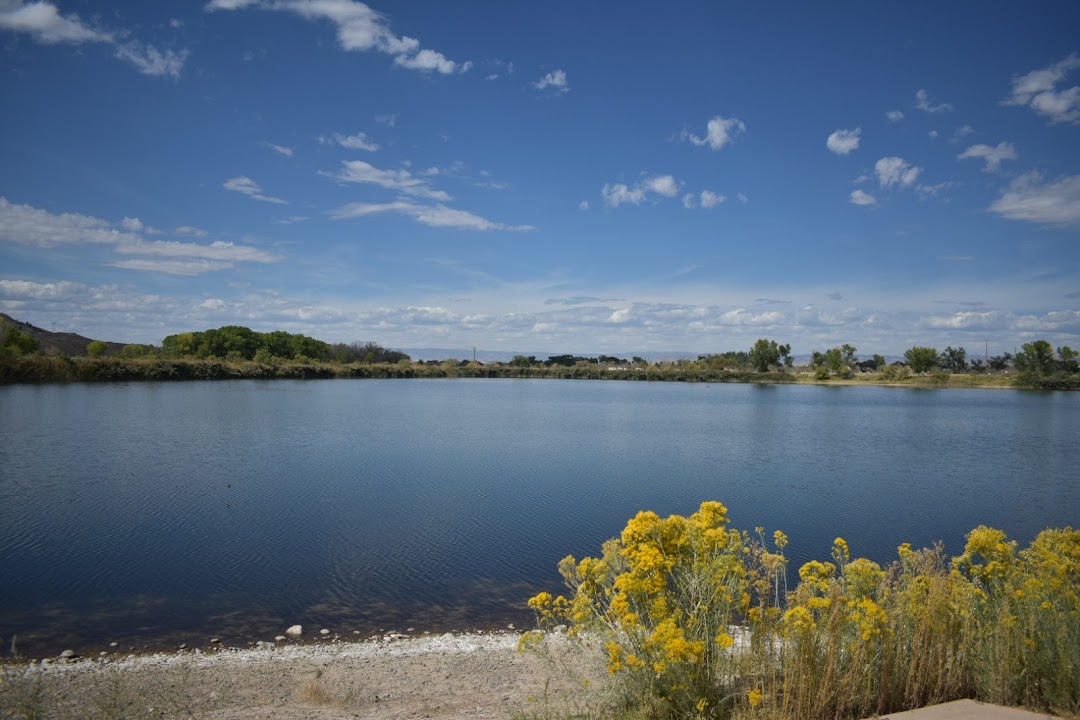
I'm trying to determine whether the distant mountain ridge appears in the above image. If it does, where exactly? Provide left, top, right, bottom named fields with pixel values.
left=0, top=313, right=126, bottom=356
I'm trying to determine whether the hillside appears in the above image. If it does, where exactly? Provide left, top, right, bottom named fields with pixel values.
left=0, top=313, right=127, bottom=356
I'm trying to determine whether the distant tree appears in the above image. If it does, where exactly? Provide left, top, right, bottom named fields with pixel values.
left=940, top=346, right=968, bottom=373
left=779, top=344, right=793, bottom=368
left=988, top=353, right=1012, bottom=371
left=87, top=340, right=108, bottom=357
left=970, top=358, right=985, bottom=373
left=511, top=355, right=534, bottom=367
left=1057, top=346, right=1078, bottom=373
left=904, top=346, right=940, bottom=374
left=1014, top=340, right=1056, bottom=375
left=873, top=354, right=887, bottom=371
left=810, top=351, right=825, bottom=368
left=1, top=324, right=39, bottom=355
left=749, top=339, right=781, bottom=372
left=120, top=344, right=156, bottom=358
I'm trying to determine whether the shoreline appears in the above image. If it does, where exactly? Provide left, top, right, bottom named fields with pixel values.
left=2, top=630, right=602, bottom=720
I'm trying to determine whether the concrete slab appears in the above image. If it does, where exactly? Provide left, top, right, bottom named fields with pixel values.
left=870, top=699, right=1061, bottom=720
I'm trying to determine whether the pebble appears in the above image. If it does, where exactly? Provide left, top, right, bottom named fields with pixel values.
left=109, top=642, right=118, bottom=648
left=274, top=636, right=286, bottom=642
left=319, top=628, right=330, bottom=636
left=210, top=638, right=220, bottom=644
left=59, top=649, right=75, bottom=659
left=285, top=625, right=303, bottom=637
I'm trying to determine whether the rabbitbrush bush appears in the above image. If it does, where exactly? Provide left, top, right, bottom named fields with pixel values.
left=523, top=501, right=1080, bottom=720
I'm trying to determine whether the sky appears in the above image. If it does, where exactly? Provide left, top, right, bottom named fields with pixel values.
left=1, top=1, right=1079, bottom=358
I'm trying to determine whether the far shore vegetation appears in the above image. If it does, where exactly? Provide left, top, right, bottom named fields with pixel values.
left=2, top=317, right=1078, bottom=390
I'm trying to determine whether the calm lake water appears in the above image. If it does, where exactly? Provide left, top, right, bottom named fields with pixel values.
left=1, top=379, right=1077, bottom=656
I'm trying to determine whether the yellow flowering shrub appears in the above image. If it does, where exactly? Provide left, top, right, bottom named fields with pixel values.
left=524, top=502, right=1078, bottom=720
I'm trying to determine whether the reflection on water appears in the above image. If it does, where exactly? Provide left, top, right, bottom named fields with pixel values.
left=1, top=379, right=1077, bottom=656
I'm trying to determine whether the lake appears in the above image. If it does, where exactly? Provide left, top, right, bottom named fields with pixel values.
left=1, top=379, right=1077, bottom=656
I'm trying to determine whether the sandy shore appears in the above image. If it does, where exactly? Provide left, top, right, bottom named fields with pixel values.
left=1, top=631, right=605, bottom=720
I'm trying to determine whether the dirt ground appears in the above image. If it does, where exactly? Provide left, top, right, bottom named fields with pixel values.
left=0, top=631, right=608, bottom=720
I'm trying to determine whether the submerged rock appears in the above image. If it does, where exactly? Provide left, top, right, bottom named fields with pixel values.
left=285, top=625, right=302, bottom=637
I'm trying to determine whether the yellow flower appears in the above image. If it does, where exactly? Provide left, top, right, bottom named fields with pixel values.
left=748, top=688, right=764, bottom=708
left=715, top=631, right=734, bottom=649
left=773, top=529, right=789, bottom=550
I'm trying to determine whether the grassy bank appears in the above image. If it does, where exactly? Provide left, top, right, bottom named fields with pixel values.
left=3, top=354, right=1077, bottom=389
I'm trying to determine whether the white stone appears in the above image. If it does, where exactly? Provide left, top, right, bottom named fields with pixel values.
left=285, top=625, right=303, bottom=637
left=319, top=628, right=330, bottom=636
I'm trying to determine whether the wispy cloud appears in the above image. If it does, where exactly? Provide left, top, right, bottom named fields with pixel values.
left=0, top=0, right=188, bottom=78
left=0, top=197, right=280, bottom=274
left=264, top=142, right=295, bottom=157
left=533, top=69, right=569, bottom=93
left=329, top=200, right=534, bottom=231
left=915, top=88, right=953, bottom=113
left=958, top=142, right=1018, bottom=172
left=322, top=160, right=450, bottom=201
left=223, top=176, right=288, bottom=204
left=1004, top=53, right=1080, bottom=124
left=885, top=110, right=904, bottom=123
left=989, top=172, right=1080, bottom=227
left=327, top=131, right=380, bottom=152
left=205, top=0, right=468, bottom=74
left=683, top=115, right=745, bottom=151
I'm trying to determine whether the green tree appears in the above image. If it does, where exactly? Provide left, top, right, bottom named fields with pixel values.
left=904, top=346, right=939, bottom=373
left=511, top=354, right=535, bottom=367
left=1057, top=346, right=1078, bottom=373
left=873, top=354, right=887, bottom=371
left=749, top=338, right=781, bottom=372
left=940, top=346, right=968, bottom=373
left=988, top=353, right=1012, bottom=371
left=0, top=324, right=39, bottom=355
left=86, top=340, right=108, bottom=357
left=1015, top=340, right=1055, bottom=375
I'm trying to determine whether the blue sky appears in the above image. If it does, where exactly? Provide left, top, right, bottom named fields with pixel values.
left=1, top=1, right=1079, bottom=357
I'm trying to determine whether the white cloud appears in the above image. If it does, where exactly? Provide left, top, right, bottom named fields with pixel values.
left=958, top=142, right=1018, bottom=172
left=223, top=176, right=288, bottom=204
left=264, top=142, right=294, bottom=157
left=928, top=130, right=939, bottom=139
left=682, top=193, right=696, bottom=209
left=849, top=189, right=876, bottom=206
left=113, top=42, right=189, bottom=79
left=1004, top=53, right=1080, bottom=124
left=916, top=181, right=957, bottom=199
left=645, top=175, right=679, bottom=197
left=113, top=239, right=279, bottom=264
left=0, top=196, right=132, bottom=246
left=952, top=125, right=974, bottom=142
left=206, top=0, right=466, bottom=74
left=699, top=190, right=725, bottom=208
left=0, top=197, right=280, bottom=274
left=109, top=259, right=235, bottom=275
left=684, top=115, right=745, bottom=150
left=989, top=172, right=1080, bottom=227
left=533, top=69, right=568, bottom=93
left=602, top=183, right=646, bottom=208
left=0, top=279, right=88, bottom=300
left=826, top=127, right=861, bottom=155
left=175, top=225, right=208, bottom=237
left=915, top=88, right=953, bottom=113
left=0, top=1, right=110, bottom=43
left=333, top=131, right=379, bottom=152
left=736, top=193, right=748, bottom=204
left=0, top=1, right=188, bottom=78
left=578, top=200, right=589, bottom=211
left=601, top=175, right=681, bottom=208
left=885, top=110, right=904, bottom=122
left=375, top=113, right=396, bottom=127
left=273, top=215, right=310, bottom=224
left=323, top=160, right=449, bottom=201
left=875, top=156, right=922, bottom=188
left=395, top=48, right=456, bottom=74
left=329, top=200, right=534, bottom=231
